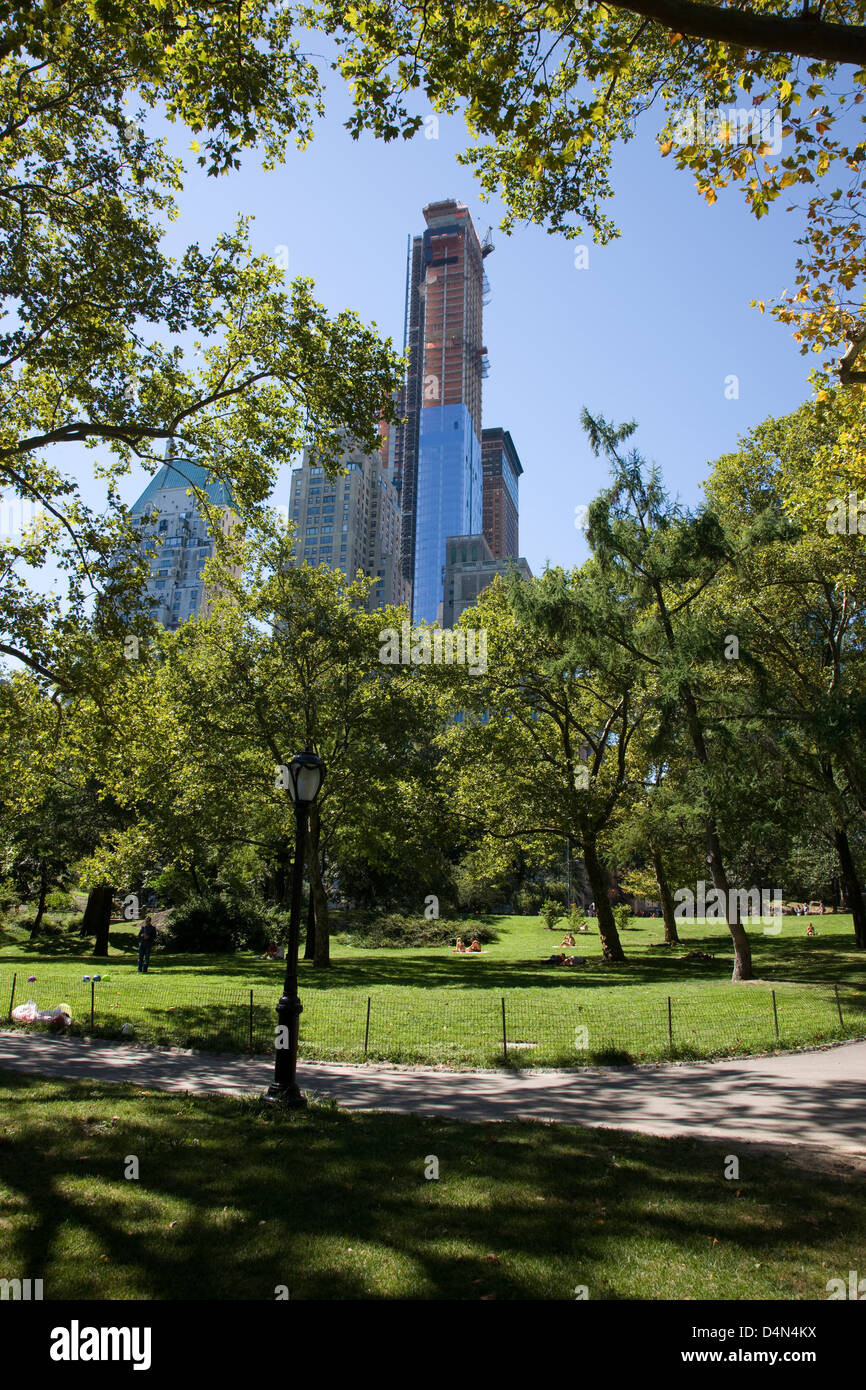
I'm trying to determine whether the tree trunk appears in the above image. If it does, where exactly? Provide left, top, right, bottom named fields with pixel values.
left=274, top=835, right=292, bottom=908
left=305, top=805, right=330, bottom=967
left=30, top=862, right=49, bottom=937
left=834, top=827, right=866, bottom=948
left=582, top=832, right=625, bottom=961
left=705, top=819, right=753, bottom=981
left=652, top=844, right=679, bottom=944
left=83, top=884, right=114, bottom=957
left=303, top=888, right=316, bottom=961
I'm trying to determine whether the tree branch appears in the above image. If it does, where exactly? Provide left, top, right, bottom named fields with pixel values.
left=601, top=0, right=866, bottom=65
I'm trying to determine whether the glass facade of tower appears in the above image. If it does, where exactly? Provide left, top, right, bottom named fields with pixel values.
left=129, top=457, right=236, bottom=631
left=413, top=404, right=482, bottom=623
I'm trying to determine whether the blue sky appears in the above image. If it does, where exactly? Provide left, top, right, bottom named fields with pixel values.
left=82, top=67, right=817, bottom=580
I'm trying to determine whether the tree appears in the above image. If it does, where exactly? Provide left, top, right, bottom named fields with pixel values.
left=441, top=568, right=651, bottom=961
left=79, top=526, right=447, bottom=967
left=579, top=409, right=793, bottom=979
left=0, top=2, right=402, bottom=686
left=0, top=669, right=128, bottom=949
left=705, top=397, right=866, bottom=945
left=314, top=0, right=866, bottom=377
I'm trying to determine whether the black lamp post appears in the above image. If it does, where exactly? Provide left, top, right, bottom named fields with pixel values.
left=267, top=747, right=325, bottom=1106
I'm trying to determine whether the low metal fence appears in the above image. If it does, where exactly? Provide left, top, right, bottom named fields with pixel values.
left=3, top=970, right=864, bottom=1068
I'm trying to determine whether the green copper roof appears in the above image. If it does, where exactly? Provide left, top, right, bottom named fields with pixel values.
left=131, top=459, right=234, bottom=513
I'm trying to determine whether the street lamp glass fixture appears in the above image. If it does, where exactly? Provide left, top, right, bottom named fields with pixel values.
left=285, top=749, right=325, bottom=807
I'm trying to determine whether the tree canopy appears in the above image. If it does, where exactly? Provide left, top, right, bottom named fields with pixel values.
left=310, top=0, right=866, bottom=379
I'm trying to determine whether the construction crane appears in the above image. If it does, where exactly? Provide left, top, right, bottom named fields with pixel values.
left=481, top=225, right=495, bottom=258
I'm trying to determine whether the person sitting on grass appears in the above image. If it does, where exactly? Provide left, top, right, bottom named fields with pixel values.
left=806, top=922, right=815, bottom=936
left=560, top=932, right=576, bottom=947
left=453, top=938, right=466, bottom=952
left=468, top=939, right=482, bottom=952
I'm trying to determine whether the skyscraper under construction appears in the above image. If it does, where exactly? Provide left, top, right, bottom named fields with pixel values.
left=394, top=199, right=492, bottom=623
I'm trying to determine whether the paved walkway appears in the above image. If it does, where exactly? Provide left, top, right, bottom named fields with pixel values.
left=1, top=1030, right=865, bottom=1157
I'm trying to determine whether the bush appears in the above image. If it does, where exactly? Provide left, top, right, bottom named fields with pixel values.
left=162, top=894, right=271, bottom=953
left=540, top=898, right=565, bottom=931
left=334, top=911, right=497, bottom=950
left=568, top=903, right=588, bottom=933
left=0, top=877, right=18, bottom=915
left=45, top=889, right=76, bottom=912
left=513, top=888, right=541, bottom=916
left=613, top=903, right=633, bottom=933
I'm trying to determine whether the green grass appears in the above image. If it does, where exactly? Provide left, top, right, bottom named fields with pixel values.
left=0, top=1069, right=863, bottom=1300
left=1, top=913, right=864, bottom=1067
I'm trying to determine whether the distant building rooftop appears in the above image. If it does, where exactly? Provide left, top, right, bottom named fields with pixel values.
left=131, top=459, right=234, bottom=513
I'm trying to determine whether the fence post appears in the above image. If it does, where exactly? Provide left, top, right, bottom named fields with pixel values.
left=667, top=996, right=673, bottom=1055
left=364, top=996, right=371, bottom=1057
left=835, top=983, right=844, bottom=1028
left=91, top=979, right=95, bottom=1034
left=8, top=972, right=16, bottom=1021
left=249, top=990, right=254, bottom=1052
left=771, top=989, right=779, bottom=1040
left=501, top=997, right=507, bottom=1062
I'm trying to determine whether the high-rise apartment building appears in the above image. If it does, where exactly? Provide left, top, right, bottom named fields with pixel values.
left=441, top=532, right=532, bottom=627
left=288, top=441, right=409, bottom=612
left=129, top=451, right=237, bottom=631
left=481, top=427, right=522, bottom=560
left=395, top=199, right=492, bottom=623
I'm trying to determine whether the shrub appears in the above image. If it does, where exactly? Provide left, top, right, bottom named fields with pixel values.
left=334, top=911, right=496, bottom=950
left=45, top=889, right=76, bottom=913
left=162, top=894, right=271, bottom=953
left=540, top=898, right=564, bottom=931
left=0, top=877, right=18, bottom=915
left=513, top=888, right=541, bottom=916
left=568, top=902, right=588, bottom=933
left=613, top=903, right=633, bottom=933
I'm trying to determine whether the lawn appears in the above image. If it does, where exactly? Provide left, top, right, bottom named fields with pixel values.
left=0, top=1069, right=863, bottom=1300
left=1, top=913, right=864, bottom=1067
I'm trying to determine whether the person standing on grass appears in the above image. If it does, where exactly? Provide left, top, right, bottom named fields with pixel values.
left=137, top=915, right=157, bottom=973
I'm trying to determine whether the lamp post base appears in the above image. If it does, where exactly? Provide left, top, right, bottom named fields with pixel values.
left=264, top=1083, right=307, bottom=1108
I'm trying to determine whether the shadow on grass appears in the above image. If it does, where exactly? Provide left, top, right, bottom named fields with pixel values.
left=1, top=1069, right=865, bottom=1300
